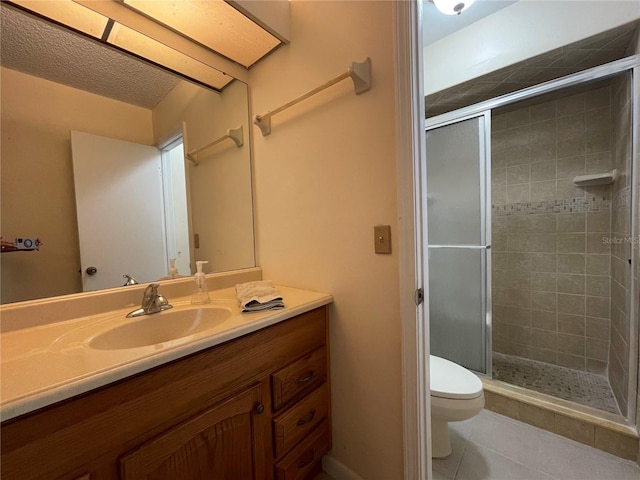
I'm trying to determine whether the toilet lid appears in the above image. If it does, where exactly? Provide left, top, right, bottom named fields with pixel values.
left=430, top=355, right=483, bottom=400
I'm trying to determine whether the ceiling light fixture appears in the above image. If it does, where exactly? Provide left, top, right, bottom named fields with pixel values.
left=431, top=0, right=476, bottom=16
left=6, top=0, right=284, bottom=90
left=121, top=0, right=281, bottom=68
left=107, top=22, right=234, bottom=89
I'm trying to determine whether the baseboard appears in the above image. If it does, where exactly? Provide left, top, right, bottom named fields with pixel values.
left=322, top=454, right=364, bottom=480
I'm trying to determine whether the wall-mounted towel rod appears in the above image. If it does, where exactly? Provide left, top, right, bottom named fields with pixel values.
left=253, top=57, right=372, bottom=136
left=186, top=125, right=244, bottom=166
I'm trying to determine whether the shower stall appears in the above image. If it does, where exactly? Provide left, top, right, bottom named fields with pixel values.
left=426, top=56, right=639, bottom=425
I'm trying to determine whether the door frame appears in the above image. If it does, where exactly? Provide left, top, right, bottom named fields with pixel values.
left=159, top=135, right=191, bottom=276
left=633, top=62, right=640, bottom=443
left=393, top=1, right=431, bottom=478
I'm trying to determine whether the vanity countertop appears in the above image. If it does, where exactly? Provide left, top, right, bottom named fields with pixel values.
left=0, top=285, right=333, bottom=422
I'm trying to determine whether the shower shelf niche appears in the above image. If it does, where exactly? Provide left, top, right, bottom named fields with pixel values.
left=572, top=169, right=617, bottom=186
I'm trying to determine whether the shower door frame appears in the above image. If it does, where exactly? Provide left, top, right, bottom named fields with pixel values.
left=632, top=62, right=639, bottom=429
left=425, top=55, right=640, bottom=425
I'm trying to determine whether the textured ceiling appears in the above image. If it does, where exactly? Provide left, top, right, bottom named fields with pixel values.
left=426, top=20, right=639, bottom=118
left=0, top=4, right=183, bottom=109
left=423, top=0, right=518, bottom=46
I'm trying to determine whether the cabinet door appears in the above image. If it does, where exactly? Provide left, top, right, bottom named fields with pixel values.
left=120, top=384, right=267, bottom=480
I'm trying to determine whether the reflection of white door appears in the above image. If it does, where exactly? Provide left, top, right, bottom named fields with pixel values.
left=161, top=138, right=191, bottom=276
left=71, top=131, right=167, bottom=291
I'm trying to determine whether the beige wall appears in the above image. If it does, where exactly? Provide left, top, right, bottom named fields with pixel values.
left=249, top=1, right=402, bottom=478
left=152, top=80, right=255, bottom=274
left=1, top=67, right=153, bottom=304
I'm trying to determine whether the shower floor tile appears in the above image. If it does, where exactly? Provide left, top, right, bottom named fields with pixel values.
left=492, top=353, right=620, bottom=414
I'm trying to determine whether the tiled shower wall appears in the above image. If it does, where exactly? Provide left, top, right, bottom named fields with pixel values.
left=492, top=84, right=615, bottom=375
left=609, top=73, right=633, bottom=416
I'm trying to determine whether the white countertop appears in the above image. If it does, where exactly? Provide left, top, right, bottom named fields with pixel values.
left=1, top=285, right=332, bottom=422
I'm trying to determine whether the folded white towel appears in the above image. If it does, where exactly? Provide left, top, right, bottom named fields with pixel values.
left=235, top=280, right=285, bottom=313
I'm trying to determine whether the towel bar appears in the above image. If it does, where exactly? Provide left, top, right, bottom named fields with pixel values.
left=186, top=125, right=244, bottom=166
left=253, top=57, right=372, bottom=136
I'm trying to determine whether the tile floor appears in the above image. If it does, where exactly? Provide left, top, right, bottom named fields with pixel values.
left=433, top=410, right=640, bottom=480
left=493, top=353, right=620, bottom=414
left=315, top=410, right=639, bottom=480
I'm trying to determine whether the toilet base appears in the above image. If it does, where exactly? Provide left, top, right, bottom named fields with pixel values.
left=431, top=418, right=452, bottom=458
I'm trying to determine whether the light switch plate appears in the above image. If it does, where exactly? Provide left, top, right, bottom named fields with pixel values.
left=374, top=225, right=391, bottom=254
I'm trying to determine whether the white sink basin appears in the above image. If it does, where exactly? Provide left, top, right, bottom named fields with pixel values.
left=88, top=306, right=233, bottom=350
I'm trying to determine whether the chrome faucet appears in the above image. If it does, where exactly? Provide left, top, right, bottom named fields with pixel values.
left=123, top=274, right=139, bottom=286
left=126, top=283, right=173, bottom=318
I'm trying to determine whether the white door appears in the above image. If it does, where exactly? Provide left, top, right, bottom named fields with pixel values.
left=71, top=131, right=167, bottom=291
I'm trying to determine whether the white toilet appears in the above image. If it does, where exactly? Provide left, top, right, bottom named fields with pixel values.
left=430, top=355, right=484, bottom=458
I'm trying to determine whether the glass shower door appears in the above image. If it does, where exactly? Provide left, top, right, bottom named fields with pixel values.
left=426, top=114, right=491, bottom=374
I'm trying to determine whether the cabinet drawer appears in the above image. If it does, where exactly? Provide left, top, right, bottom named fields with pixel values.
left=274, top=421, right=330, bottom=480
left=273, top=383, right=329, bottom=458
left=272, top=347, right=326, bottom=411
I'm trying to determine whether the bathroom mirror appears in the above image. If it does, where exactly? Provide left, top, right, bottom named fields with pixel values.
left=0, top=4, right=256, bottom=304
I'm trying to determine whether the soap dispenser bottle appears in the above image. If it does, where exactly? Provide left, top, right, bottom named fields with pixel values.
left=190, top=260, right=211, bottom=304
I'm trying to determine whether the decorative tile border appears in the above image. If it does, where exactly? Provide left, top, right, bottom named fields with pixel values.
left=493, top=196, right=611, bottom=216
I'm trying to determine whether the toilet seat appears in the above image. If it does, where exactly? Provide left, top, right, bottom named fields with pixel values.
left=430, top=355, right=483, bottom=400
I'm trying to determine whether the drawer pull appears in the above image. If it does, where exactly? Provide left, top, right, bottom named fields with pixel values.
left=295, top=371, right=315, bottom=385
left=296, top=448, right=317, bottom=469
left=296, top=409, right=317, bottom=426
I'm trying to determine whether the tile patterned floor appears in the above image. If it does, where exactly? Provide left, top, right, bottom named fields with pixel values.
left=433, top=409, right=640, bottom=480
left=492, top=353, right=620, bottom=414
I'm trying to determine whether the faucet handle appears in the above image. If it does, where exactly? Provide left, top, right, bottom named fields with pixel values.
left=128, top=283, right=172, bottom=317
left=157, top=294, right=170, bottom=307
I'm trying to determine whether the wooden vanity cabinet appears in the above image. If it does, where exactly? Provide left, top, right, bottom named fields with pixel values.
left=120, top=383, right=267, bottom=480
left=1, top=306, right=331, bottom=480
